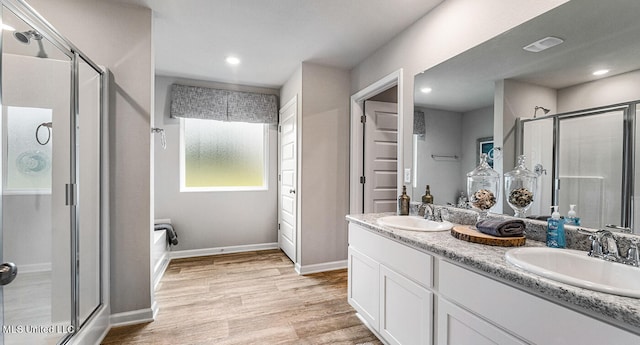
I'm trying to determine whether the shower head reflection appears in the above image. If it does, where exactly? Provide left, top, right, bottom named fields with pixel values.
left=14, top=29, right=48, bottom=58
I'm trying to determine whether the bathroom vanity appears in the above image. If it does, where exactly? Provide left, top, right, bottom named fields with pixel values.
left=346, top=213, right=640, bottom=345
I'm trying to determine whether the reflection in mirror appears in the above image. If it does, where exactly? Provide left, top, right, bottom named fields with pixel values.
left=522, top=106, right=629, bottom=229
left=412, top=0, right=640, bottom=234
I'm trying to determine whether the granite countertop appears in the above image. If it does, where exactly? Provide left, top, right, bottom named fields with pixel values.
left=346, top=212, right=640, bottom=333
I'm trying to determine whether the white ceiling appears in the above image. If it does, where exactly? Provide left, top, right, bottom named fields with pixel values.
left=414, top=0, right=640, bottom=113
left=116, top=0, right=443, bottom=88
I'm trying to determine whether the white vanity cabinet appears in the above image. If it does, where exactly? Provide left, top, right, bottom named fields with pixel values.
left=347, top=220, right=640, bottom=345
left=438, top=260, right=640, bottom=345
left=348, top=223, right=434, bottom=345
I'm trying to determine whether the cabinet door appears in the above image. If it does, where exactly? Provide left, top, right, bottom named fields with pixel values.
left=380, top=264, right=432, bottom=345
left=348, top=247, right=380, bottom=331
left=437, top=298, right=526, bottom=345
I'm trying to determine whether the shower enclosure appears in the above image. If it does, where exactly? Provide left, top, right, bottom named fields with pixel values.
left=518, top=101, right=639, bottom=232
left=0, top=1, right=107, bottom=344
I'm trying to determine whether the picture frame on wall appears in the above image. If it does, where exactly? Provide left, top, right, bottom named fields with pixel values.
left=477, top=136, right=494, bottom=168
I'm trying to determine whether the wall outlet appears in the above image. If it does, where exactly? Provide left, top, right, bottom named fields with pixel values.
left=404, top=168, right=411, bottom=183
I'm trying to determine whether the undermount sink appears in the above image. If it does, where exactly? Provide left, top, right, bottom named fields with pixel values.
left=505, top=247, right=640, bottom=298
left=377, top=215, right=453, bottom=232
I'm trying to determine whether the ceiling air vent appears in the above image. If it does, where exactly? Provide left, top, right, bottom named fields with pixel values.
left=523, top=36, right=564, bottom=53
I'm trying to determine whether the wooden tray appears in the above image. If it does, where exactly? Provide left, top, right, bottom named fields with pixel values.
left=451, top=225, right=526, bottom=247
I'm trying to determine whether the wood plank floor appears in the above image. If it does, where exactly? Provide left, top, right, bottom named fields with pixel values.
left=101, top=250, right=382, bottom=345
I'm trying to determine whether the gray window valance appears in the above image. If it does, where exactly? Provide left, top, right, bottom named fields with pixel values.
left=170, top=84, right=278, bottom=124
left=413, top=110, right=425, bottom=135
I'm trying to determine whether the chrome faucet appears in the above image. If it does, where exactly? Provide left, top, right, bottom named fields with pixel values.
left=578, top=228, right=640, bottom=266
left=423, top=204, right=447, bottom=222
left=593, top=230, right=620, bottom=262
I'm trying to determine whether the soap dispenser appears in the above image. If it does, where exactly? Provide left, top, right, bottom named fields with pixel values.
left=422, top=185, right=434, bottom=204
left=547, top=206, right=566, bottom=248
left=566, top=204, right=581, bottom=226
left=398, top=185, right=410, bottom=215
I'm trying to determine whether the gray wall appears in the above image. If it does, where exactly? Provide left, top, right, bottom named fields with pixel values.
left=30, top=0, right=154, bottom=315
left=558, top=69, right=640, bottom=112
left=350, top=0, right=569, bottom=199
left=495, top=79, right=557, bottom=214
left=280, top=62, right=350, bottom=267
left=415, top=107, right=462, bottom=205
left=461, top=106, right=494, bottom=182
left=299, top=62, right=350, bottom=266
left=153, top=76, right=279, bottom=250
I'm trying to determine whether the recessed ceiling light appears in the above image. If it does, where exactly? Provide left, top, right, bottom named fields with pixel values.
left=420, top=87, right=432, bottom=94
left=523, top=36, right=564, bottom=53
left=225, top=56, right=240, bottom=65
left=1, top=24, right=15, bottom=31
left=593, top=69, right=609, bottom=76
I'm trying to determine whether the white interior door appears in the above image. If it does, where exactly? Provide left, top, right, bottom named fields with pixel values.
left=278, top=98, right=297, bottom=263
left=364, top=101, right=398, bottom=213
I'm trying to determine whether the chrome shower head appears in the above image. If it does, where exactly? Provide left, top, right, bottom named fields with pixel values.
left=533, top=106, right=551, bottom=118
left=13, top=30, right=42, bottom=44
left=13, top=29, right=48, bottom=58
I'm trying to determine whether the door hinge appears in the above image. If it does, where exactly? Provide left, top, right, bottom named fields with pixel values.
left=278, top=174, right=281, bottom=182
left=360, top=115, right=366, bottom=123
left=278, top=223, right=281, bottom=230
left=360, top=176, right=366, bottom=184
left=278, top=125, right=282, bottom=133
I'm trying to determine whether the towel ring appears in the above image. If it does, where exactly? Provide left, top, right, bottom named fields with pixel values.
left=36, top=122, right=51, bottom=145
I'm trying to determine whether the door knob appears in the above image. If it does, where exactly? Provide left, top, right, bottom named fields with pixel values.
left=289, top=189, right=296, bottom=194
left=0, top=262, right=17, bottom=286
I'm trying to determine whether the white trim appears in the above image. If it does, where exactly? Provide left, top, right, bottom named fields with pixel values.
left=170, top=242, right=279, bottom=259
left=19, top=262, right=52, bottom=273
left=109, top=308, right=154, bottom=327
left=68, top=305, right=110, bottom=345
left=349, top=69, right=404, bottom=214
left=153, top=251, right=170, bottom=290
left=294, top=259, right=348, bottom=275
left=151, top=300, right=160, bottom=319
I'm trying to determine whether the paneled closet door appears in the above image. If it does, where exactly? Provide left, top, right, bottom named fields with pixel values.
left=1, top=5, right=74, bottom=344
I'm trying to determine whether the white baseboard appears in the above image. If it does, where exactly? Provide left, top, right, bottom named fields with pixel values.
left=151, top=300, right=160, bottom=319
left=170, top=242, right=279, bottom=259
left=68, top=305, right=110, bottom=345
left=295, top=259, right=348, bottom=275
left=19, top=262, right=52, bottom=273
left=109, top=308, right=154, bottom=327
left=153, top=252, right=170, bottom=291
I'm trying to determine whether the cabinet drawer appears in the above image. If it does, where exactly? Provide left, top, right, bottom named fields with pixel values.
left=437, top=297, right=526, bottom=345
left=349, top=223, right=432, bottom=288
left=439, top=260, right=640, bottom=344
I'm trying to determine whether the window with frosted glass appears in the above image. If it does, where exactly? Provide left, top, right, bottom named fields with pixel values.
left=181, top=119, right=267, bottom=190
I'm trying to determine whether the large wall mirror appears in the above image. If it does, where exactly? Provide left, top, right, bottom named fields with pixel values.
left=412, top=0, right=640, bottom=234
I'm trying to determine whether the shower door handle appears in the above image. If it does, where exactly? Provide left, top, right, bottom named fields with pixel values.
left=0, top=262, right=17, bottom=286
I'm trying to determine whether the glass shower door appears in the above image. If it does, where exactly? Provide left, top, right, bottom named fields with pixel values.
left=1, top=6, right=73, bottom=345
left=558, top=110, right=624, bottom=228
